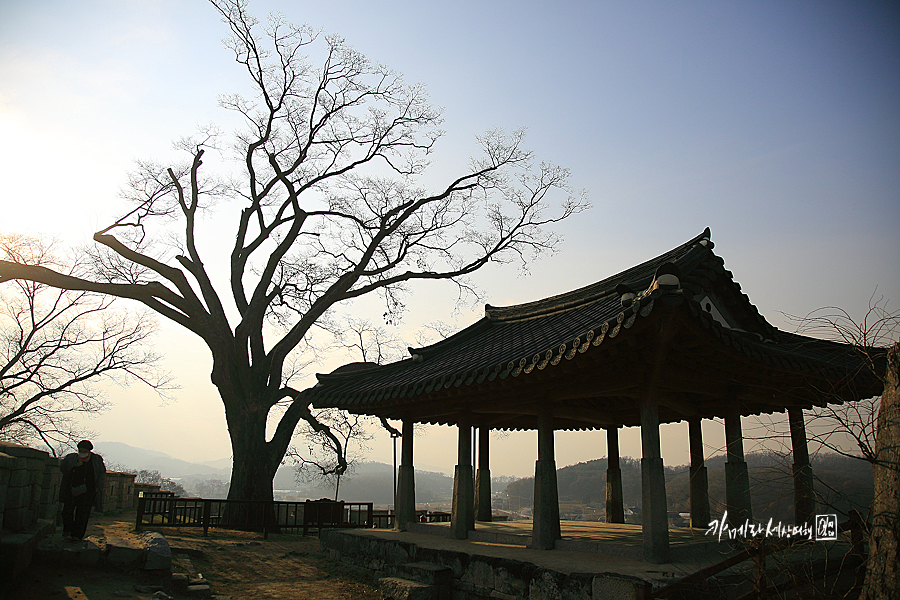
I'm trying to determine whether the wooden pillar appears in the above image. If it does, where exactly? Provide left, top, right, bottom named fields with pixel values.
left=474, top=426, right=492, bottom=522
left=606, top=426, right=625, bottom=523
left=688, top=417, right=711, bottom=528
left=724, top=408, right=753, bottom=523
left=640, top=389, right=670, bottom=563
left=395, top=419, right=416, bottom=531
left=450, top=419, right=474, bottom=539
left=532, top=407, right=561, bottom=550
left=788, top=408, right=815, bottom=524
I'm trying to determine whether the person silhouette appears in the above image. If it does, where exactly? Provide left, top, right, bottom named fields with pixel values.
left=59, top=440, right=106, bottom=541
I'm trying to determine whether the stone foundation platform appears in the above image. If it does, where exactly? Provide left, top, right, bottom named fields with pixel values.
left=320, top=527, right=695, bottom=600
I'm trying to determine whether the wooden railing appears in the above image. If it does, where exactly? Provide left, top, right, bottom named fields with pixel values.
left=372, top=509, right=395, bottom=529
left=639, top=512, right=867, bottom=600
left=135, top=493, right=377, bottom=539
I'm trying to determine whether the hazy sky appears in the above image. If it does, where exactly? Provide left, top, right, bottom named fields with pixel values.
left=1, top=1, right=898, bottom=478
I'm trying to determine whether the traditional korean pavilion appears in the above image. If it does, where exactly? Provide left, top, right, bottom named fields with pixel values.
left=305, top=228, right=882, bottom=562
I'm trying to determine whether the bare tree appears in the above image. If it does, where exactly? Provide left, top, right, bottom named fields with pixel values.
left=0, top=235, right=167, bottom=454
left=0, top=0, right=587, bottom=514
left=332, top=317, right=406, bottom=365
left=412, top=320, right=458, bottom=347
left=287, top=318, right=402, bottom=497
left=789, top=299, right=898, bottom=464
left=784, top=299, right=899, bottom=599
left=289, top=408, right=375, bottom=500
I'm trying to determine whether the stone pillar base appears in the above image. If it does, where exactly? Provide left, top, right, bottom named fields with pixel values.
left=641, top=457, right=669, bottom=563
left=395, top=465, right=416, bottom=531
left=475, top=468, right=492, bottom=522
left=532, top=459, right=560, bottom=550
left=725, top=461, right=752, bottom=523
left=792, top=462, right=815, bottom=525
left=450, top=464, right=474, bottom=539
left=606, top=467, right=625, bottom=523
left=689, top=465, right=710, bottom=528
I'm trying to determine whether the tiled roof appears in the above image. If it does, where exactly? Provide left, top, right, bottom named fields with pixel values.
left=306, top=228, right=882, bottom=421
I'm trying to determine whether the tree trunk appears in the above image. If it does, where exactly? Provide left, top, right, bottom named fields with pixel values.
left=222, top=397, right=281, bottom=530
left=860, top=341, right=900, bottom=600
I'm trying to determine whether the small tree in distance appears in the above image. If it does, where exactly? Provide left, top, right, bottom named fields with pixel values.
left=0, top=0, right=588, bottom=518
left=290, top=409, right=375, bottom=501
left=288, top=317, right=404, bottom=499
left=133, top=469, right=187, bottom=497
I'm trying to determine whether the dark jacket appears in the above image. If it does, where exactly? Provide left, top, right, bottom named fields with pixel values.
left=60, top=452, right=107, bottom=511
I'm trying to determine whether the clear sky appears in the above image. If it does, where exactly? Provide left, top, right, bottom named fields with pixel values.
left=1, top=0, right=898, bottom=478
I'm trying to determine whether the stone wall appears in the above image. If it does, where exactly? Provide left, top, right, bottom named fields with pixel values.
left=0, top=441, right=63, bottom=586
left=0, top=443, right=141, bottom=535
left=0, top=442, right=146, bottom=587
left=104, top=471, right=137, bottom=512
left=0, top=441, right=61, bottom=534
left=321, top=529, right=649, bottom=600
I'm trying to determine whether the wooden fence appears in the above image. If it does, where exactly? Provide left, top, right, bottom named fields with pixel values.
left=135, top=492, right=376, bottom=539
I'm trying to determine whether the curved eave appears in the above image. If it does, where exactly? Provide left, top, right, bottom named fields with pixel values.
left=307, top=288, right=882, bottom=428
left=305, top=228, right=881, bottom=429
left=306, top=289, right=670, bottom=412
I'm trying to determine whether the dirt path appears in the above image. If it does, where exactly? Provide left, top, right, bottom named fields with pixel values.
left=8, top=512, right=382, bottom=600
left=162, top=528, right=382, bottom=599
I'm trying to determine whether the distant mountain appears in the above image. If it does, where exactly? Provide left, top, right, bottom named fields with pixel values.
left=288, top=461, right=455, bottom=504
left=92, top=442, right=456, bottom=503
left=94, top=441, right=230, bottom=479
left=504, top=452, right=874, bottom=522
left=199, top=456, right=233, bottom=471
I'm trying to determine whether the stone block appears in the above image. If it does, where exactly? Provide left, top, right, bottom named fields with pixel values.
left=488, top=591, right=520, bottom=600
left=0, top=519, right=52, bottom=582
left=0, top=452, right=14, bottom=469
left=492, top=564, right=528, bottom=598
left=171, top=572, right=189, bottom=590
left=0, top=531, right=39, bottom=580
left=4, top=506, right=30, bottom=532
left=7, top=467, right=30, bottom=488
left=141, top=531, right=172, bottom=571
left=39, top=460, right=57, bottom=501
left=35, top=533, right=97, bottom=566
left=186, top=584, right=212, bottom=597
left=5, top=483, right=27, bottom=509
left=396, top=562, right=453, bottom=587
left=105, top=535, right=146, bottom=569
left=378, top=577, right=437, bottom=600
left=39, top=499, right=60, bottom=522
left=529, top=570, right=592, bottom=600
left=592, top=575, right=641, bottom=600
left=26, top=457, right=44, bottom=484
left=462, top=559, right=495, bottom=589
left=73, top=539, right=102, bottom=566
left=0, top=442, right=47, bottom=460
left=0, top=454, right=13, bottom=495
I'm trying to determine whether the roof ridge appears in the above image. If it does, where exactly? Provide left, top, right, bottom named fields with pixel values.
left=484, top=227, right=713, bottom=322
left=405, top=228, right=714, bottom=361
